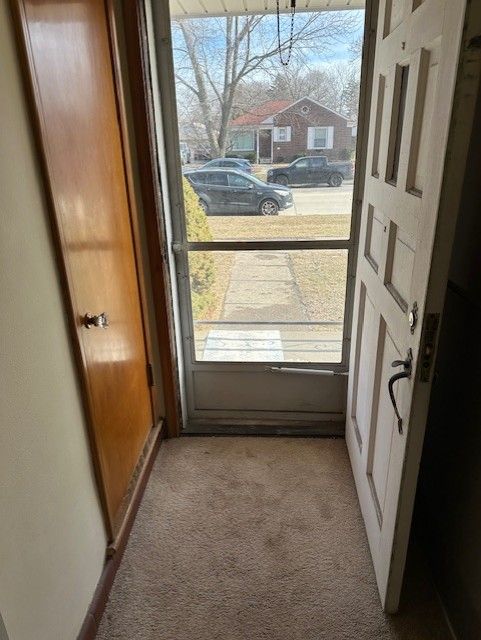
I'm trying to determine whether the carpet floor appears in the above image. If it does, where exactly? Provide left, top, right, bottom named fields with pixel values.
left=97, top=437, right=451, bottom=640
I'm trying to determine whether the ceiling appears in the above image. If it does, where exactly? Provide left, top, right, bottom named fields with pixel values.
left=170, top=0, right=365, bottom=19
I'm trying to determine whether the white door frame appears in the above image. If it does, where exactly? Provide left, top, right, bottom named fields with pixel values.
left=147, top=0, right=378, bottom=431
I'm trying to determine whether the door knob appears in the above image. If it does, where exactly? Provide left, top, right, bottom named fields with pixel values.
left=83, top=312, right=109, bottom=329
left=388, top=348, right=413, bottom=435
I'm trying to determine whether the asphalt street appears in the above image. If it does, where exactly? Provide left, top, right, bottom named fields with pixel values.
left=285, top=182, right=354, bottom=216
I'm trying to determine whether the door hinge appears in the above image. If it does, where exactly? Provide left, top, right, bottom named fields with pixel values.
left=419, top=313, right=440, bottom=382
left=146, top=362, right=154, bottom=387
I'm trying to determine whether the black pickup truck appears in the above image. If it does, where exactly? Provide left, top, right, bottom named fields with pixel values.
left=267, top=155, right=353, bottom=187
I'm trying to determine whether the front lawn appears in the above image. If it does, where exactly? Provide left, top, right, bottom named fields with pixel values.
left=206, top=213, right=350, bottom=241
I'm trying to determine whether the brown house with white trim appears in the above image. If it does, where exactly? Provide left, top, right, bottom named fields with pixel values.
left=229, top=97, right=356, bottom=164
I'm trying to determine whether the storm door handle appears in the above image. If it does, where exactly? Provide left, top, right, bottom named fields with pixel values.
left=388, top=348, right=413, bottom=435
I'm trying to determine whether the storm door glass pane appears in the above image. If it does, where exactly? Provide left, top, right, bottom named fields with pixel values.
left=189, top=250, right=348, bottom=363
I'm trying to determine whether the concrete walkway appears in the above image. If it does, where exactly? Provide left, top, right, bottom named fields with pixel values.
left=202, top=251, right=342, bottom=362
left=222, top=252, right=309, bottom=323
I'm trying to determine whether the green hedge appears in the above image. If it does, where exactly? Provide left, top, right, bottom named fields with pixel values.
left=183, top=178, right=216, bottom=319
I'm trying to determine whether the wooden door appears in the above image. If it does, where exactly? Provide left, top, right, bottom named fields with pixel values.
left=346, top=0, right=468, bottom=612
left=15, top=0, right=154, bottom=535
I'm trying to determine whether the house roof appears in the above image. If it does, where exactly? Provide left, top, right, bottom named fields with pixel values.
left=230, top=96, right=350, bottom=127
left=230, top=100, right=293, bottom=126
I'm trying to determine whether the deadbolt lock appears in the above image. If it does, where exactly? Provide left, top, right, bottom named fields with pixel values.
left=408, top=301, right=418, bottom=334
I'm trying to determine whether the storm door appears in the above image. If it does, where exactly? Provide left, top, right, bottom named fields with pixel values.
left=150, top=0, right=371, bottom=430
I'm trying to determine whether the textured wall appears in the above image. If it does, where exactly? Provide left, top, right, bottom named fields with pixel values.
left=0, top=5, right=106, bottom=639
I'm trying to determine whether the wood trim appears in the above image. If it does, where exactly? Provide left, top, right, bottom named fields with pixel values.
left=122, top=0, right=182, bottom=438
left=77, top=423, right=164, bottom=640
left=106, top=0, right=161, bottom=421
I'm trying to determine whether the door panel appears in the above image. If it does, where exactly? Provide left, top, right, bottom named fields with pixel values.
left=17, top=0, right=154, bottom=532
left=229, top=188, right=254, bottom=212
left=346, top=0, right=467, bottom=611
left=289, top=159, right=309, bottom=184
left=193, top=369, right=346, bottom=413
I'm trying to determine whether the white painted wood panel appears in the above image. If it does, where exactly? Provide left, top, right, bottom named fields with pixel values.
left=346, top=0, right=474, bottom=613
left=351, top=287, right=378, bottom=446
left=365, top=205, right=385, bottom=272
left=369, top=329, right=398, bottom=518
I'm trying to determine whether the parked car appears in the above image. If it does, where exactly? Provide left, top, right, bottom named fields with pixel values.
left=202, top=157, right=253, bottom=174
left=267, top=155, right=353, bottom=187
left=184, top=169, right=293, bottom=216
left=179, top=141, right=192, bottom=164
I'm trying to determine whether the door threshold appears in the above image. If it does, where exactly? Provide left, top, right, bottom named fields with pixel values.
left=182, top=421, right=345, bottom=437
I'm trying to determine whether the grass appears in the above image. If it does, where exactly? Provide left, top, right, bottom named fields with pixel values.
left=205, top=214, right=350, bottom=241
left=290, top=250, right=347, bottom=322
left=190, top=252, right=235, bottom=323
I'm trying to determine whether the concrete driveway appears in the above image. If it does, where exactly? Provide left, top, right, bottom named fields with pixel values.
left=284, top=182, right=354, bottom=216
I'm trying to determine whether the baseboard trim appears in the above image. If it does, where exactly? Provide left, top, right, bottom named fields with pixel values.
left=77, top=422, right=164, bottom=640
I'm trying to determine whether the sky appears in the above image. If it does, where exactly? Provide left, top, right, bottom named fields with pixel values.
left=173, top=9, right=365, bottom=67
left=275, top=9, right=365, bottom=64
left=172, top=8, right=365, bottom=111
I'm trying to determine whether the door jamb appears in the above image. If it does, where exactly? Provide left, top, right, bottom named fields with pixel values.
left=344, top=0, right=379, bottom=363
left=106, top=0, right=160, bottom=423
left=121, top=0, right=182, bottom=438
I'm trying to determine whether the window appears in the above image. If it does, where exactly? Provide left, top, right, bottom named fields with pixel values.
left=307, top=126, right=334, bottom=150
left=230, top=130, right=255, bottom=151
left=311, top=156, right=327, bottom=168
left=228, top=173, right=251, bottom=188
left=207, top=172, right=228, bottom=186
left=189, top=172, right=206, bottom=184
left=293, top=159, right=309, bottom=169
left=274, top=126, right=291, bottom=142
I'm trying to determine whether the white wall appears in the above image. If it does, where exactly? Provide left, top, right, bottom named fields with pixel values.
left=0, top=5, right=106, bottom=639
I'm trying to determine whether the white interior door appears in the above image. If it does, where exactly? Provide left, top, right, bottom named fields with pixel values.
left=346, top=0, right=469, bottom=612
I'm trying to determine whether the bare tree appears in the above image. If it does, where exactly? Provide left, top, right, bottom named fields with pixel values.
left=173, top=11, right=361, bottom=156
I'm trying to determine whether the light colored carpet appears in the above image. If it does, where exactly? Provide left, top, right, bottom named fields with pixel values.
left=97, top=437, right=451, bottom=640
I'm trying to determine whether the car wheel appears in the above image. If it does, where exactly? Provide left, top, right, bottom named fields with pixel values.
left=259, top=199, right=279, bottom=216
left=328, top=173, right=343, bottom=187
left=199, top=199, right=209, bottom=214
left=275, top=175, right=289, bottom=186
